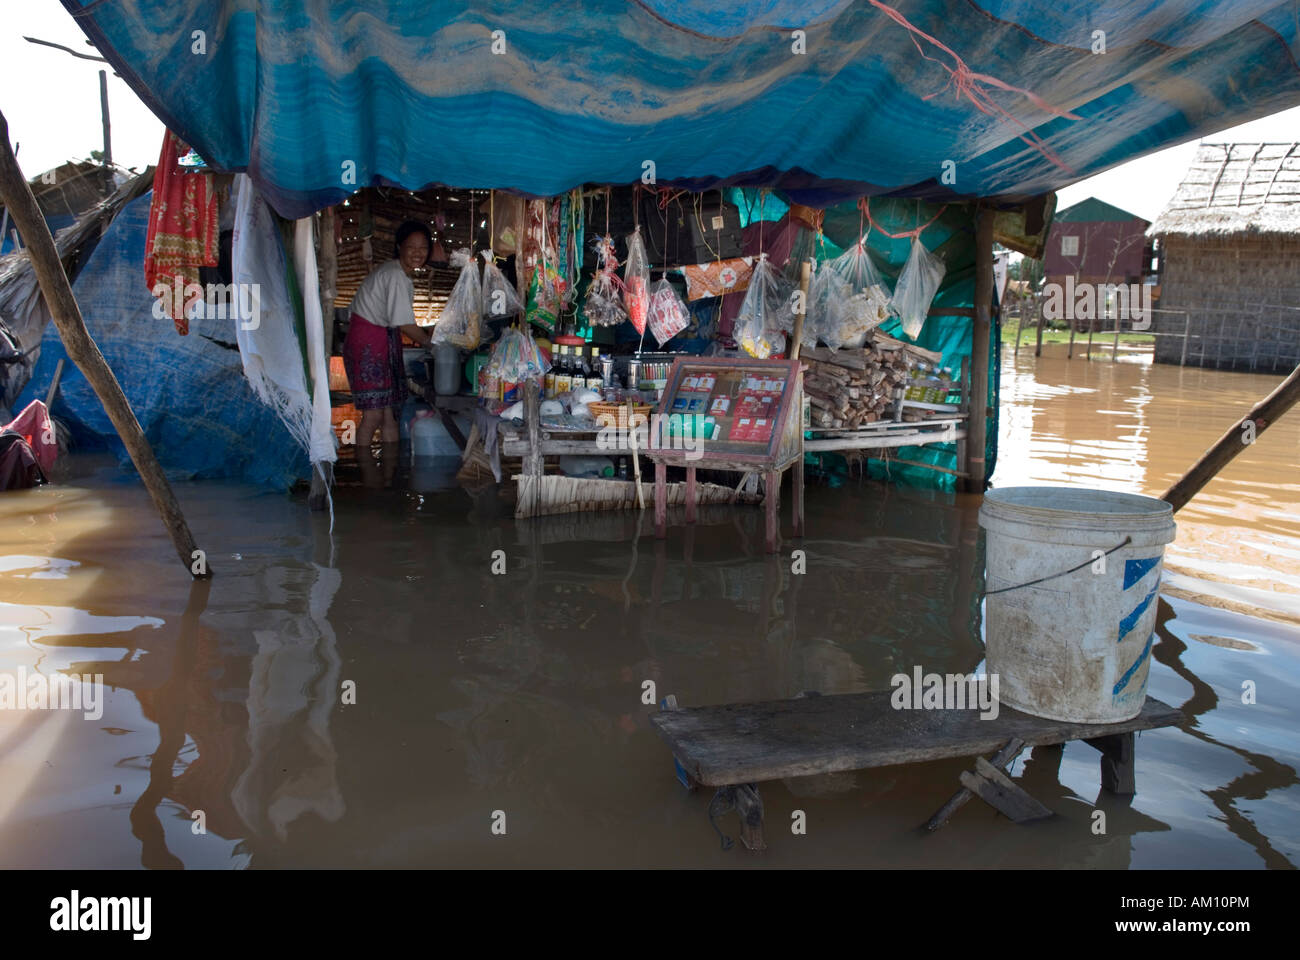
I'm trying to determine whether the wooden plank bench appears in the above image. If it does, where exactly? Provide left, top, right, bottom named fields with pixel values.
left=651, top=691, right=1183, bottom=851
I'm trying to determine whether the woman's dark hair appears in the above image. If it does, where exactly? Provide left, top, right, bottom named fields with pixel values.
left=394, top=220, right=433, bottom=257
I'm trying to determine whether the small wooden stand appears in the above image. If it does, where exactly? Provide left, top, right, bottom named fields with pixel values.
left=647, top=357, right=805, bottom=553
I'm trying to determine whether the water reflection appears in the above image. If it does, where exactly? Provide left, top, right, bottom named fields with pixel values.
left=0, top=437, right=1295, bottom=867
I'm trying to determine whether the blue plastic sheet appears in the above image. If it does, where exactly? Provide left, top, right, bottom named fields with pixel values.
left=15, top=193, right=306, bottom=489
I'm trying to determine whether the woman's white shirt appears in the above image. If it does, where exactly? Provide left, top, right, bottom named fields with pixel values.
left=350, top=258, right=415, bottom=328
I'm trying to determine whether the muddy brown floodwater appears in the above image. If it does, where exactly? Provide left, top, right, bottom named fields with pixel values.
left=0, top=342, right=1296, bottom=868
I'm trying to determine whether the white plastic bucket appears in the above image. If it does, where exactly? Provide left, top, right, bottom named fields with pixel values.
left=979, top=487, right=1176, bottom=724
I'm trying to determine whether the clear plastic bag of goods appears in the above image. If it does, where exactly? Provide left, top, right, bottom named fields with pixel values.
left=583, top=235, right=627, bottom=328
left=891, top=237, right=946, bottom=340
left=431, top=248, right=483, bottom=349
left=735, top=255, right=794, bottom=359
left=623, top=227, right=651, bottom=335
left=817, top=241, right=894, bottom=348
left=488, top=326, right=550, bottom=383
left=804, top=262, right=850, bottom=350
left=480, top=249, right=524, bottom=320
left=647, top=278, right=690, bottom=346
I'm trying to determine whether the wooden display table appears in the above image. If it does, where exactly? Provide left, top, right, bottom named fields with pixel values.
left=645, top=357, right=805, bottom=552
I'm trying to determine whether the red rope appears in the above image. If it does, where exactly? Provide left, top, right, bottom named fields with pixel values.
left=865, top=0, right=1081, bottom=174
left=859, top=198, right=948, bottom=241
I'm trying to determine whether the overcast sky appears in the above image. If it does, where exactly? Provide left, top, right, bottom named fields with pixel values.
left=3, top=3, right=1297, bottom=224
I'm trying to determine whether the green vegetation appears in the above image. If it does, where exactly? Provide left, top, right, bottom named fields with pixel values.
left=1000, top=320, right=1154, bottom=346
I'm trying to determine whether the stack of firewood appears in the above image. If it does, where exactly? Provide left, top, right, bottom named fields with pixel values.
left=800, top=333, right=943, bottom=429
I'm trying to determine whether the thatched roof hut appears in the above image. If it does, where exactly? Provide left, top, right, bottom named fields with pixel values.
left=1147, top=143, right=1300, bottom=371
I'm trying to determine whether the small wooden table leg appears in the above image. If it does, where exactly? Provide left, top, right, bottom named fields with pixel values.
left=1086, top=731, right=1137, bottom=795
left=764, top=470, right=780, bottom=553
left=685, top=466, right=697, bottom=524
left=792, top=456, right=805, bottom=537
left=654, top=460, right=667, bottom=539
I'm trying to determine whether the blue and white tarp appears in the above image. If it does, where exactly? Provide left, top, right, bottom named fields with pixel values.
left=63, top=1, right=1300, bottom=219
left=16, top=193, right=307, bottom=488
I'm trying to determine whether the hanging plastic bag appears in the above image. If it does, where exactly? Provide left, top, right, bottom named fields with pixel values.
left=647, top=279, right=690, bottom=346
left=804, top=263, right=851, bottom=350
left=582, top=235, right=627, bottom=328
left=623, top=227, right=650, bottom=335
left=829, top=238, right=888, bottom=295
left=735, top=254, right=794, bottom=359
left=526, top=257, right=565, bottom=334
left=431, top=248, right=483, bottom=349
left=816, top=240, right=892, bottom=348
left=488, top=325, right=550, bottom=383
left=891, top=237, right=946, bottom=339
left=480, top=249, right=523, bottom=320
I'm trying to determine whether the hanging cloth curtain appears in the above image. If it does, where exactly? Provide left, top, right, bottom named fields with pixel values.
left=144, top=130, right=219, bottom=335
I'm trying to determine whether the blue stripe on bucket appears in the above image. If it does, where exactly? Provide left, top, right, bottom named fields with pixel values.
left=1113, top=634, right=1154, bottom=697
left=1118, top=582, right=1159, bottom=644
left=1123, top=556, right=1162, bottom=591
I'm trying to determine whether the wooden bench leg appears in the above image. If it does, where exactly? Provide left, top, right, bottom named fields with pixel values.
left=792, top=456, right=804, bottom=538
left=654, top=460, right=667, bottom=539
left=1086, top=731, right=1136, bottom=795
left=960, top=757, right=1053, bottom=823
left=660, top=695, right=698, bottom=792
left=764, top=470, right=780, bottom=554
left=685, top=466, right=697, bottom=524
left=925, top=737, right=1026, bottom=832
left=735, top=784, right=766, bottom=852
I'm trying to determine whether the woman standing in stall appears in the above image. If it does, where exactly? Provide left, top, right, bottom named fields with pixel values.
left=343, top=221, right=434, bottom=474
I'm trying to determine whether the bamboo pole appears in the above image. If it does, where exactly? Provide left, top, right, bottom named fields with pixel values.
left=0, top=109, right=208, bottom=578
left=1160, top=362, right=1300, bottom=513
left=964, top=207, right=993, bottom=492
left=1034, top=293, right=1044, bottom=357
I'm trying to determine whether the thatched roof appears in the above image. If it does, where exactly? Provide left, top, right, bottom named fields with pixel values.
left=1151, top=143, right=1300, bottom=237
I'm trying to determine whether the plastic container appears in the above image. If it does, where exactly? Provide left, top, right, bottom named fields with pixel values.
left=558, top=455, right=615, bottom=479
left=410, top=411, right=460, bottom=458
left=433, top=343, right=461, bottom=395
left=979, top=487, right=1176, bottom=723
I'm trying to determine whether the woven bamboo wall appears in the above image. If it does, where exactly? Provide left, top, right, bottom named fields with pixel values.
left=334, top=187, right=492, bottom=320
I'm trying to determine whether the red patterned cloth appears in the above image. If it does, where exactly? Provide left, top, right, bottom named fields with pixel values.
left=144, top=131, right=218, bottom=335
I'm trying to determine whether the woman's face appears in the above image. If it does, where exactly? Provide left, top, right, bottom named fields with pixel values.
left=398, top=231, right=430, bottom=276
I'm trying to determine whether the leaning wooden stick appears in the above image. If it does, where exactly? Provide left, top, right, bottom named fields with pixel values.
left=1160, top=361, right=1300, bottom=513
left=0, top=108, right=209, bottom=578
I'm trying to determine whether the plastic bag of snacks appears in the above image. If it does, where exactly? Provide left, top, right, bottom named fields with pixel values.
left=582, top=235, right=627, bottom=328
left=488, top=325, right=550, bottom=383
left=735, top=254, right=794, bottom=358
left=431, top=248, right=483, bottom=349
left=623, top=227, right=650, bottom=336
left=480, top=249, right=524, bottom=320
left=891, top=237, right=945, bottom=339
left=527, top=258, right=565, bottom=334
left=804, top=262, right=850, bottom=350
left=647, top=278, right=689, bottom=346
left=820, top=240, right=893, bottom=348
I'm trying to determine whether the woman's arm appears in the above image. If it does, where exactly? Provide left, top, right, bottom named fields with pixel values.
left=401, top=323, right=433, bottom=348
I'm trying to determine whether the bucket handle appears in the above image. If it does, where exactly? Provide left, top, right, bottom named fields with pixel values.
left=985, top=536, right=1132, bottom=596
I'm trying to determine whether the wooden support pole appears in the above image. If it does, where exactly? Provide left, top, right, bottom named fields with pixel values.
left=522, top=378, right=542, bottom=518
left=1085, top=731, right=1136, bottom=795
left=654, top=459, right=667, bottom=538
left=1160, top=361, right=1300, bottom=513
left=964, top=207, right=993, bottom=492
left=0, top=109, right=208, bottom=578
left=764, top=469, right=780, bottom=553
left=1034, top=293, right=1044, bottom=357
left=684, top=466, right=696, bottom=524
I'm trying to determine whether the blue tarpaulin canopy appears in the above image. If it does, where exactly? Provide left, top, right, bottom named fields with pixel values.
left=63, top=1, right=1300, bottom=219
